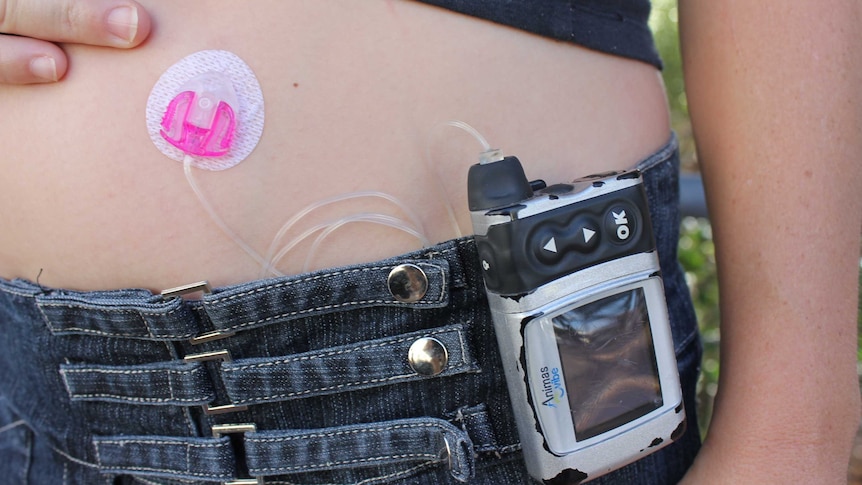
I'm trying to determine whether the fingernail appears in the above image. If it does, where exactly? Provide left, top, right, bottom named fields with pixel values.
left=30, top=56, right=58, bottom=82
left=106, top=5, right=139, bottom=44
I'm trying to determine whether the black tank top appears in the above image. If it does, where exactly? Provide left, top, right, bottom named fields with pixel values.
left=414, top=0, right=662, bottom=69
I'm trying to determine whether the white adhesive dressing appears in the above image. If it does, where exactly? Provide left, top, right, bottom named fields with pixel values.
left=146, top=50, right=265, bottom=171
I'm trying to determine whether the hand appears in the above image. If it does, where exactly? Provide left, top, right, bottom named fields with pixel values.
left=0, top=0, right=151, bottom=84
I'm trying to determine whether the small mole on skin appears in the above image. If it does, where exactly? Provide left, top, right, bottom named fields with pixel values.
left=293, top=83, right=299, bottom=88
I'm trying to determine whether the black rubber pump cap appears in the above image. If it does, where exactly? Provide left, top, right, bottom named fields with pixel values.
left=467, top=156, right=533, bottom=211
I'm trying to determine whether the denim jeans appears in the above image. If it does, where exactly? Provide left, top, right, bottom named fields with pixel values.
left=0, top=135, right=701, bottom=484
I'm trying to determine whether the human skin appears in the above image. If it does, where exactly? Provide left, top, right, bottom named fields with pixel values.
left=678, top=1, right=862, bottom=483
left=0, top=0, right=152, bottom=83
left=0, top=0, right=670, bottom=291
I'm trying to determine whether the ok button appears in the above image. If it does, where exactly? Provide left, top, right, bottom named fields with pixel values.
left=604, top=202, right=640, bottom=244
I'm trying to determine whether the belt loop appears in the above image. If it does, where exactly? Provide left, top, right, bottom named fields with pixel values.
left=243, top=417, right=475, bottom=481
left=161, top=281, right=237, bottom=345
left=183, top=349, right=248, bottom=415
left=93, top=435, right=237, bottom=482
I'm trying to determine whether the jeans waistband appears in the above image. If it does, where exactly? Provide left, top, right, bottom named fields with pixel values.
left=0, top=134, right=697, bottom=484
left=1, top=237, right=497, bottom=483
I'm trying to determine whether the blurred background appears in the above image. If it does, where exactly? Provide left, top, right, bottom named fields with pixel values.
left=647, top=2, right=862, bottom=481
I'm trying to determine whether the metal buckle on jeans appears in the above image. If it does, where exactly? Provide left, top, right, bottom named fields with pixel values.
left=225, top=477, right=263, bottom=484
left=212, top=424, right=263, bottom=485
left=225, top=478, right=263, bottom=484
left=441, top=435, right=453, bottom=471
left=189, top=329, right=237, bottom=345
left=161, top=280, right=213, bottom=299
left=161, top=281, right=237, bottom=345
left=212, top=423, right=257, bottom=438
left=184, top=349, right=248, bottom=415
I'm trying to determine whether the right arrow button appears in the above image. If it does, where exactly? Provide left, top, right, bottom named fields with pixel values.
left=570, top=216, right=600, bottom=252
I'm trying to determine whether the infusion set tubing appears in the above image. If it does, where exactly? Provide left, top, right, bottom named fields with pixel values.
left=154, top=63, right=683, bottom=482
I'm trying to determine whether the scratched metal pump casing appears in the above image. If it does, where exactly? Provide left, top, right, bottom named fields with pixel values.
left=468, top=161, right=686, bottom=484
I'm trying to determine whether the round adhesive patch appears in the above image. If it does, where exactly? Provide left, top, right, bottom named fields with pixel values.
left=146, top=50, right=265, bottom=171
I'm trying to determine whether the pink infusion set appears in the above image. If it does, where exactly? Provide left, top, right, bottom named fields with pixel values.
left=160, top=72, right=238, bottom=157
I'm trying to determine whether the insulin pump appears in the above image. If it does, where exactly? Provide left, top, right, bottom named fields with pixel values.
left=467, top=152, right=686, bottom=484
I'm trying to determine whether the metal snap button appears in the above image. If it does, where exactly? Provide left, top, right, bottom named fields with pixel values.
left=408, top=337, right=449, bottom=376
left=387, top=264, right=428, bottom=303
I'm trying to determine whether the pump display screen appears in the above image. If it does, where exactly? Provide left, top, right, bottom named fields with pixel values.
left=552, top=288, right=663, bottom=440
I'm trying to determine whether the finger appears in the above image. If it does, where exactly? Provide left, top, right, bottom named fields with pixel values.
left=0, top=34, right=67, bottom=83
left=0, top=0, right=152, bottom=48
